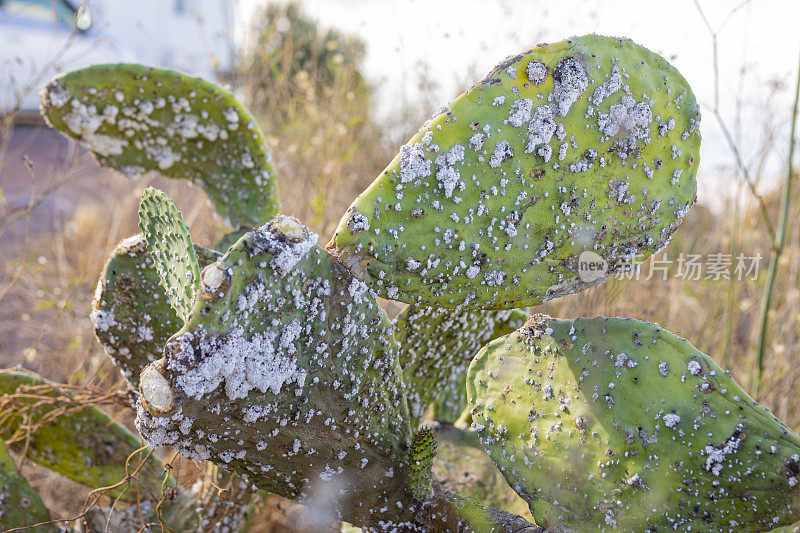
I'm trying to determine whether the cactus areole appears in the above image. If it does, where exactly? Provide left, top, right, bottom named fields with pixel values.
left=329, top=35, right=700, bottom=310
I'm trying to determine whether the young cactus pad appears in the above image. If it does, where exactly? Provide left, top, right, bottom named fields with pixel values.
left=407, top=427, right=436, bottom=502
left=135, top=215, right=417, bottom=529
left=40, top=63, right=279, bottom=227
left=466, top=315, right=800, bottom=531
left=395, top=305, right=526, bottom=423
left=91, top=234, right=220, bottom=388
left=138, top=187, right=200, bottom=321
left=0, top=371, right=168, bottom=504
left=329, top=35, right=700, bottom=310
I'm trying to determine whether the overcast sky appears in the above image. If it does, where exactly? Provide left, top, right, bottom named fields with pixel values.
left=237, top=0, right=800, bottom=203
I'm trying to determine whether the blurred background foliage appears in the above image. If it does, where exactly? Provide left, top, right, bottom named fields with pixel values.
left=236, top=2, right=390, bottom=235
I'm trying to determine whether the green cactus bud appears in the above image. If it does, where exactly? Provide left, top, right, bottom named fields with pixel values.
left=0, top=370, right=170, bottom=504
left=407, top=427, right=436, bottom=501
left=329, top=35, right=700, bottom=310
left=467, top=315, right=800, bottom=531
left=40, top=63, right=279, bottom=227
left=138, top=187, right=200, bottom=321
left=433, top=424, right=533, bottom=524
left=135, top=215, right=418, bottom=529
left=0, top=440, right=52, bottom=532
left=91, top=234, right=220, bottom=388
left=395, top=305, right=526, bottom=424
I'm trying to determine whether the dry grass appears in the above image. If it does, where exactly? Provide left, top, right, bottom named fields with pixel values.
left=1, top=4, right=799, bottom=531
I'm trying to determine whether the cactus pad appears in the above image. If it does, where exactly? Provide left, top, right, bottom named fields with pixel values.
left=91, top=234, right=220, bottom=388
left=395, top=305, right=526, bottom=423
left=467, top=315, right=800, bottom=531
left=329, top=35, right=700, bottom=309
left=135, top=215, right=417, bottom=528
left=40, top=63, right=279, bottom=227
left=0, top=371, right=167, bottom=504
left=138, top=187, right=200, bottom=322
left=0, top=441, right=52, bottom=531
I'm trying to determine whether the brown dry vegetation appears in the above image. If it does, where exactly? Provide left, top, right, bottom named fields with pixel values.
left=0, top=3, right=799, bottom=531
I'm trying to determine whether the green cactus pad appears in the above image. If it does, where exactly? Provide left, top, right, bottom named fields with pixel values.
left=395, top=305, right=526, bottom=423
left=0, top=441, right=52, bottom=532
left=135, top=215, right=417, bottom=529
left=407, top=427, right=436, bottom=501
left=0, top=371, right=168, bottom=504
left=329, top=35, right=700, bottom=310
left=466, top=315, right=800, bottom=531
left=40, top=63, right=279, bottom=227
left=138, top=187, right=200, bottom=322
left=432, top=424, right=533, bottom=524
left=92, top=234, right=220, bottom=388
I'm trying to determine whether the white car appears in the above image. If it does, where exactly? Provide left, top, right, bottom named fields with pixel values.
left=0, top=0, right=134, bottom=120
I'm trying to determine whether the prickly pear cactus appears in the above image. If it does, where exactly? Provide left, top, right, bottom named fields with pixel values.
left=395, top=305, right=526, bottom=423
left=329, top=35, right=700, bottom=310
left=0, top=441, right=52, bottom=531
left=40, top=63, right=279, bottom=227
left=135, top=215, right=417, bottom=529
left=0, top=371, right=168, bottom=504
left=138, top=187, right=200, bottom=321
left=91, top=234, right=220, bottom=387
left=466, top=315, right=800, bottom=531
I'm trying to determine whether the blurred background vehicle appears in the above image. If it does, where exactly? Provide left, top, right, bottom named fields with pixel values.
left=0, top=0, right=236, bottom=121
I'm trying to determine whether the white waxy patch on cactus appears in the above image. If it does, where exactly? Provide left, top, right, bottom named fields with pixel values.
left=82, top=133, right=128, bottom=156
left=435, top=144, right=466, bottom=198
left=663, top=413, right=681, bottom=428
left=171, top=327, right=307, bottom=401
left=489, top=140, right=513, bottom=168
left=507, top=99, right=533, bottom=127
left=45, top=82, right=70, bottom=107
left=145, top=145, right=180, bottom=170
left=526, top=60, right=547, bottom=85
left=590, top=64, right=622, bottom=106
left=346, top=210, right=370, bottom=234
left=257, top=217, right=319, bottom=276
left=550, top=56, right=589, bottom=117
left=399, top=143, right=432, bottom=184
left=90, top=308, right=116, bottom=332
